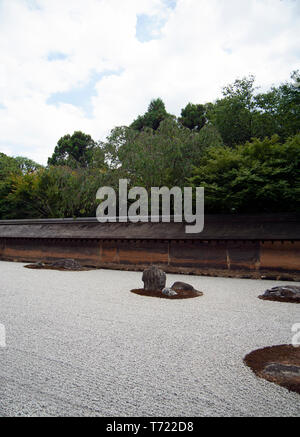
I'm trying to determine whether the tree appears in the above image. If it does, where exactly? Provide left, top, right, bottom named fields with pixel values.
left=0, top=153, right=43, bottom=219
left=14, top=156, right=42, bottom=173
left=275, top=70, right=300, bottom=139
left=104, top=117, right=222, bottom=191
left=210, top=72, right=300, bottom=145
left=251, top=89, right=281, bottom=139
left=210, top=76, right=256, bottom=147
left=2, top=71, right=299, bottom=220
left=47, top=131, right=96, bottom=168
left=130, top=98, right=170, bottom=131
left=6, top=165, right=108, bottom=219
left=251, top=71, right=300, bottom=141
left=0, top=153, right=19, bottom=218
left=179, top=103, right=207, bottom=131
left=0, top=153, right=20, bottom=177
left=188, top=134, right=300, bottom=213
left=267, top=71, right=299, bottom=139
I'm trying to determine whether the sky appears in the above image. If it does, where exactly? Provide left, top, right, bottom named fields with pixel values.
left=0, top=0, right=299, bottom=164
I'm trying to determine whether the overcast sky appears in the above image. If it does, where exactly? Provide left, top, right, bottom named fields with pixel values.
left=0, top=0, right=299, bottom=164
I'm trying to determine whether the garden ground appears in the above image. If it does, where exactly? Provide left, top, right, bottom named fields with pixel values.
left=0, top=261, right=299, bottom=417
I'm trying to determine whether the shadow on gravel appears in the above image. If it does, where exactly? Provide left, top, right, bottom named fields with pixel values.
left=130, top=288, right=203, bottom=300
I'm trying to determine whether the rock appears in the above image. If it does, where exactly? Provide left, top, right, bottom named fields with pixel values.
left=171, top=282, right=195, bottom=291
left=262, top=363, right=300, bottom=378
left=34, top=262, right=45, bottom=268
left=260, top=285, right=300, bottom=300
left=49, top=258, right=83, bottom=270
left=162, top=288, right=178, bottom=297
left=142, top=266, right=166, bottom=291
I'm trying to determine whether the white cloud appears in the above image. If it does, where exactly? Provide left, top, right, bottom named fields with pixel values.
left=0, top=0, right=299, bottom=164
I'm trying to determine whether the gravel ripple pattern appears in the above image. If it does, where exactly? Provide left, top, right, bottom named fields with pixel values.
left=0, top=261, right=299, bottom=417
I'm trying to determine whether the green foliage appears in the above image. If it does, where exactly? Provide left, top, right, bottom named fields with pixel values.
left=1, top=71, right=299, bottom=219
left=209, top=76, right=256, bottom=147
left=130, top=98, right=170, bottom=131
left=47, top=131, right=97, bottom=168
left=210, top=72, right=300, bottom=147
left=14, top=156, right=43, bottom=173
left=188, top=135, right=300, bottom=213
left=105, top=117, right=222, bottom=191
left=253, top=70, right=300, bottom=141
left=0, top=154, right=18, bottom=219
left=5, top=166, right=108, bottom=219
left=0, top=153, right=19, bottom=178
left=179, top=103, right=207, bottom=131
left=0, top=153, right=43, bottom=219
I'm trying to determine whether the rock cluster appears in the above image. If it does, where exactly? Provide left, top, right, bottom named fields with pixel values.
left=142, top=267, right=198, bottom=298
left=26, top=258, right=84, bottom=271
left=49, top=259, right=83, bottom=270
left=260, top=285, right=300, bottom=302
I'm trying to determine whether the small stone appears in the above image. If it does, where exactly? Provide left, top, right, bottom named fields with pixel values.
left=162, top=288, right=178, bottom=297
left=262, top=363, right=300, bottom=378
left=171, top=282, right=195, bottom=291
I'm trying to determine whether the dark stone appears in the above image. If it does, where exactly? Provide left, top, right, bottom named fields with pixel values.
left=142, top=266, right=166, bottom=291
left=49, top=258, right=83, bottom=270
left=171, top=282, right=195, bottom=291
left=262, top=363, right=300, bottom=378
left=261, top=285, right=300, bottom=300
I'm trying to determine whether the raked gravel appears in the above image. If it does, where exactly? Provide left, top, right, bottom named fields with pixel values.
left=0, top=261, right=299, bottom=417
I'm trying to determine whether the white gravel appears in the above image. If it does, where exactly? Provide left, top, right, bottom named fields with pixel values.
left=0, top=260, right=299, bottom=417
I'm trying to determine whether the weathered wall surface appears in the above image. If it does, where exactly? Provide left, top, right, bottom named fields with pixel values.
left=0, top=235, right=299, bottom=280
left=0, top=215, right=299, bottom=279
left=0, top=238, right=101, bottom=267
left=260, top=241, right=300, bottom=272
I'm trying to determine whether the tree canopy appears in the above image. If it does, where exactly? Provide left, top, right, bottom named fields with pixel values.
left=209, top=72, right=300, bottom=147
left=188, top=135, right=300, bottom=213
left=179, top=103, right=207, bottom=131
left=130, top=98, right=171, bottom=131
left=47, top=131, right=97, bottom=168
left=1, top=71, right=299, bottom=219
